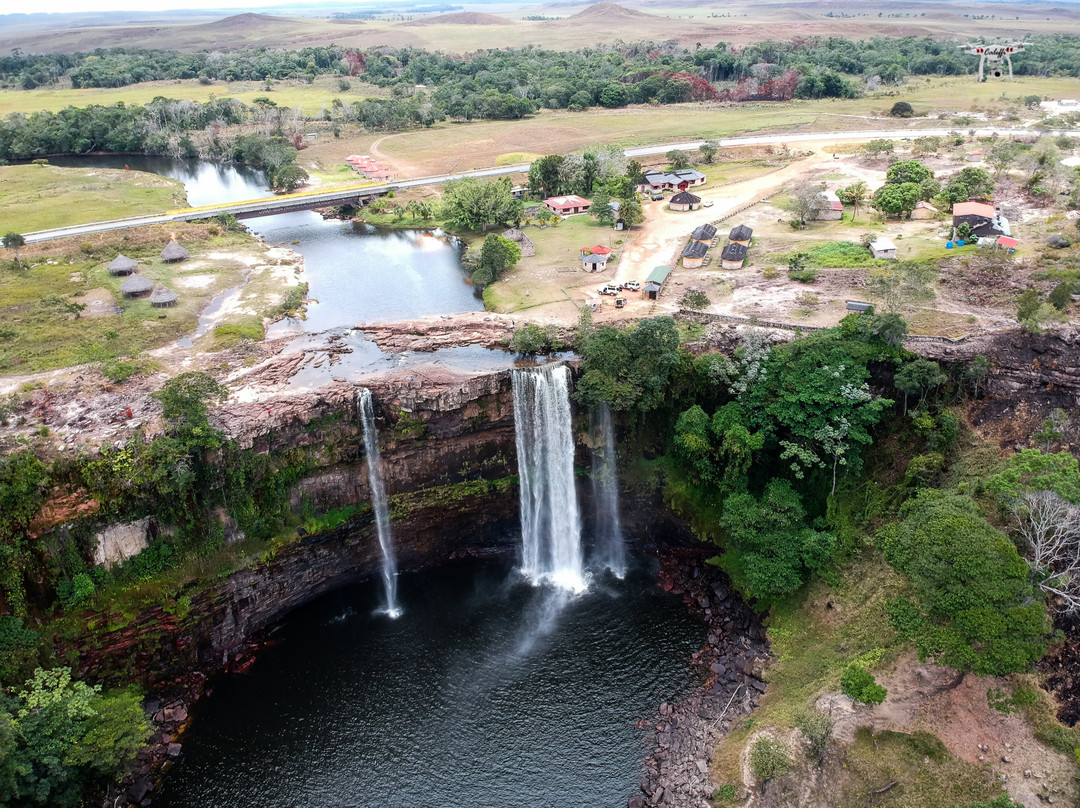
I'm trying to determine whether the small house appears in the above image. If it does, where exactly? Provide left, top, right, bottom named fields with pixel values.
left=910, top=201, right=940, bottom=220
left=582, top=253, right=609, bottom=272
left=869, top=237, right=897, bottom=260
left=149, top=283, right=179, bottom=308
left=952, top=201, right=1009, bottom=238
left=690, top=223, right=717, bottom=243
left=580, top=245, right=612, bottom=259
left=814, top=190, right=844, bottom=221
left=643, top=265, right=672, bottom=300
left=160, top=241, right=189, bottom=263
left=119, top=273, right=153, bottom=298
left=996, top=235, right=1019, bottom=252
left=639, top=169, right=707, bottom=193
left=544, top=195, right=591, bottom=216
left=846, top=300, right=873, bottom=313
left=669, top=191, right=702, bottom=212
left=966, top=151, right=983, bottom=163
left=681, top=241, right=708, bottom=269
left=728, top=225, right=753, bottom=245
left=510, top=186, right=529, bottom=200
left=502, top=228, right=536, bottom=258
left=107, top=254, right=138, bottom=276
left=721, top=242, right=748, bottom=269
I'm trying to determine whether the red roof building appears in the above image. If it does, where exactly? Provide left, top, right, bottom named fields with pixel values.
left=580, top=245, right=612, bottom=257
left=952, top=201, right=995, bottom=218
left=544, top=195, right=591, bottom=216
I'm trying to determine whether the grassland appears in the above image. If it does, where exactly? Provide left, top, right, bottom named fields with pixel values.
left=0, top=164, right=187, bottom=234
left=0, top=75, right=388, bottom=119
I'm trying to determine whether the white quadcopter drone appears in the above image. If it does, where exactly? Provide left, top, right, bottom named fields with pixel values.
left=959, top=42, right=1030, bottom=81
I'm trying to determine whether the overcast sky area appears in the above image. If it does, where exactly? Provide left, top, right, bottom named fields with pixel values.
left=4, top=0, right=297, bottom=14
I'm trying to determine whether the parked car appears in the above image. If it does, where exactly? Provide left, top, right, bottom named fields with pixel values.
left=703, top=200, right=714, bottom=207
left=614, top=297, right=627, bottom=308
left=650, top=192, right=664, bottom=201
left=598, top=284, right=620, bottom=296
left=622, top=280, right=641, bottom=291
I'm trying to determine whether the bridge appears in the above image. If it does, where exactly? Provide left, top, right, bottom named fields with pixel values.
left=19, top=126, right=1079, bottom=245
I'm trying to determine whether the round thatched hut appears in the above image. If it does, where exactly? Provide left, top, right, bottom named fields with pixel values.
left=501, top=227, right=536, bottom=258
left=160, top=241, right=190, bottom=263
left=669, top=191, right=702, bottom=212
left=149, top=283, right=179, bottom=308
left=119, top=273, right=153, bottom=298
left=107, top=254, right=138, bottom=276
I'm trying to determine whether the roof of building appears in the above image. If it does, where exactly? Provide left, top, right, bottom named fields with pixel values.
left=670, top=191, right=701, bottom=205
left=545, top=194, right=591, bottom=209
left=691, top=223, right=717, bottom=241
left=501, top=228, right=536, bottom=257
left=149, top=283, right=179, bottom=306
left=820, top=190, right=844, bottom=211
left=729, top=225, right=753, bottom=242
left=721, top=242, right=748, bottom=261
left=646, top=265, right=672, bottom=285
left=107, top=254, right=138, bottom=275
left=643, top=168, right=707, bottom=186
left=682, top=241, right=708, bottom=259
left=119, top=273, right=153, bottom=295
left=997, top=236, right=1019, bottom=248
left=952, top=201, right=996, bottom=218
left=581, top=245, right=612, bottom=256
left=160, top=241, right=190, bottom=262
left=583, top=254, right=608, bottom=264
left=846, top=300, right=873, bottom=312
left=914, top=201, right=940, bottom=212
left=870, top=237, right=897, bottom=252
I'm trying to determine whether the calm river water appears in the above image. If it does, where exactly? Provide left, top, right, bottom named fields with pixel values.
left=156, top=559, right=701, bottom=808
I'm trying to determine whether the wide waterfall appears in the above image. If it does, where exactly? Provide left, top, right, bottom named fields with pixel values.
left=590, top=403, right=627, bottom=578
left=511, top=364, right=586, bottom=592
left=357, top=388, right=401, bottom=618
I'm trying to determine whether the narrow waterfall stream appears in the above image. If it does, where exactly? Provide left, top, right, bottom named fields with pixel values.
left=511, top=364, right=585, bottom=592
left=590, top=403, right=627, bottom=578
left=357, top=388, right=401, bottom=617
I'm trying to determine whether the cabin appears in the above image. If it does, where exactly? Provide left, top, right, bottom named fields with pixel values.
left=669, top=191, right=702, bottom=212
left=510, top=186, right=529, bottom=200
left=160, top=241, right=189, bottom=263
left=107, top=254, right=138, bottom=276
left=639, top=169, right=707, bottom=193
left=690, top=223, right=717, bottom=243
left=643, top=265, right=672, bottom=300
left=728, top=225, right=753, bottom=245
left=910, top=201, right=940, bottom=220
left=502, top=228, right=536, bottom=258
left=119, top=273, right=153, bottom=298
left=967, top=151, right=983, bottom=163
left=952, top=201, right=1010, bottom=238
left=582, top=253, right=609, bottom=272
left=149, top=283, right=179, bottom=308
left=869, top=237, right=897, bottom=260
left=813, top=190, right=844, bottom=221
left=544, top=195, right=591, bottom=216
left=721, top=242, right=748, bottom=269
left=681, top=241, right=708, bottom=269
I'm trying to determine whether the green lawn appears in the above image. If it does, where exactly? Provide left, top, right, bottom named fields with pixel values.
left=0, top=164, right=187, bottom=234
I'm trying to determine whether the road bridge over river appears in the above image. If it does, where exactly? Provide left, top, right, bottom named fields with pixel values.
left=20, top=126, right=1074, bottom=244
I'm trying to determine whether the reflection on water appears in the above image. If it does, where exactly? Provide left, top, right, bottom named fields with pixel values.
left=155, top=557, right=701, bottom=808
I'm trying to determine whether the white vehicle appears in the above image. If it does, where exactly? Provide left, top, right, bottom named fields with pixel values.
left=622, top=280, right=641, bottom=291
left=703, top=200, right=714, bottom=208
left=598, top=284, right=620, bottom=296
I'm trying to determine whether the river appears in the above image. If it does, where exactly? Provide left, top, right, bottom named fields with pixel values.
left=50, top=155, right=483, bottom=332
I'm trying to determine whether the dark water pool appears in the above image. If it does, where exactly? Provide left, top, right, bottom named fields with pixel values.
left=155, top=557, right=701, bottom=808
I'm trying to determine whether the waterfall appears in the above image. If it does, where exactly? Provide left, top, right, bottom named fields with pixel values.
left=590, top=403, right=627, bottom=578
left=512, top=364, right=586, bottom=593
left=357, top=388, right=401, bottom=618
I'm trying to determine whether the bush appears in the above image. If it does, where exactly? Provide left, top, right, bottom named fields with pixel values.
left=101, top=359, right=138, bottom=383
left=789, top=268, right=819, bottom=283
left=509, top=323, right=559, bottom=355
left=840, top=662, right=887, bottom=704
left=749, top=737, right=791, bottom=783
left=1049, top=281, right=1074, bottom=311
left=1046, top=234, right=1072, bottom=248
left=796, top=709, right=836, bottom=762
left=890, top=101, right=915, bottom=118
left=679, top=289, right=711, bottom=310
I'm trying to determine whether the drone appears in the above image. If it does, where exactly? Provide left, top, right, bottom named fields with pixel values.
left=959, top=42, right=1030, bottom=82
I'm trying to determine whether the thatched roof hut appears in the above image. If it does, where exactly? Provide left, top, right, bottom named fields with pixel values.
left=119, top=273, right=153, bottom=298
left=501, top=228, right=536, bottom=258
left=160, top=241, right=190, bottom=263
left=149, top=283, right=179, bottom=308
left=107, top=254, right=138, bottom=276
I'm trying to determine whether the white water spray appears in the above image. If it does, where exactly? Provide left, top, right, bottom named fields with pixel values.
left=357, top=388, right=401, bottom=618
left=590, top=403, right=627, bottom=578
left=511, top=364, right=586, bottom=593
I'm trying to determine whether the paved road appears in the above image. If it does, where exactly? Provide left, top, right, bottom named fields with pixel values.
left=21, top=126, right=1080, bottom=244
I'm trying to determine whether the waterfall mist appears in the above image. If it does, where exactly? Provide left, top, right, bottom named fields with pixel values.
left=590, top=403, right=627, bottom=578
left=357, top=388, right=401, bottom=618
left=511, top=364, right=586, bottom=593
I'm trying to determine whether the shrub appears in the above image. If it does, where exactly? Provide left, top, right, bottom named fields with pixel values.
left=796, top=709, right=836, bottom=762
left=889, top=101, right=915, bottom=118
left=840, top=662, right=887, bottom=704
left=509, top=323, right=559, bottom=355
left=1049, top=281, right=1073, bottom=311
left=749, top=737, right=791, bottom=783
left=679, top=289, right=711, bottom=310
left=212, top=322, right=264, bottom=349
left=101, top=359, right=138, bottom=383
left=1047, top=234, right=1072, bottom=248
left=789, top=268, right=819, bottom=283
left=712, top=784, right=738, bottom=802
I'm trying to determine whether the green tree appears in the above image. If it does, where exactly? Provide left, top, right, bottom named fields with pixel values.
left=838, top=180, right=869, bottom=222
left=699, top=141, right=718, bottom=164
left=941, top=166, right=995, bottom=206
left=528, top=154, right=565, bottom=199
left=471, top=234, right=521, bottom=287
left=0, top=451, right=50, bottom=616
left=889, top=101, right=914, bottom=118
left=717, top=480, right=836, bottom=600
left=986, top=449, right=1080, bottom=505
left=840, top=662, right=887, bottom=704
left=867, top=311, right=908, bottom=347
left=598, top=82, right=628, bottom=108
left=666, top=149, right=691, bottom=170
left=568, top=90, right=593, bottom=110
left=2, top=233, right=26, bottom=269
left=867, top=261, right=937, bottom=312
left=878, top=490, right=1050, bottom=675
left=988, top=140, right=1021, bottom=175
left=618, top=193, right=644, bottom=229
left=1048, top=281, right=1074, bottom=311
left=508, top=323, right=556, bottom=354
left=885, top=159, right=933, bottom=186
left=625, top=160, right=645, bottom=190
left=442, top=177, right=523, bottom=232
left=270, top=162, right=308, bottom=193
left=872, top=182, right=920, bottom=218
left=963, top=355, right=990, bottom=398
left=893, top=358, right=946, bottom=414
left=575, top=317, right=681, bottom=415
left=590, top=190, right=616, bottom=226
left=1033, top=408, right=1070, bottom=453
left=1016, top=288, right=1064, bottom=333
left=863, top=139, right=895, bottom=157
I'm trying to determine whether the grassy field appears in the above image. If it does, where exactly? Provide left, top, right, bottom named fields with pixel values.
left=0, top=164, right=188, bottom=234
left=0, top=75, right=387, bottom=118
